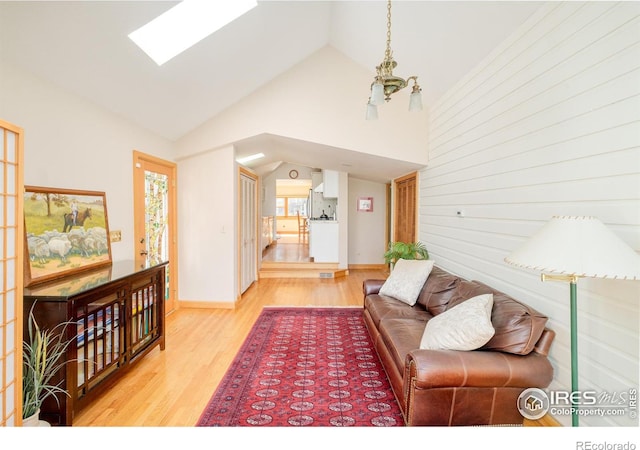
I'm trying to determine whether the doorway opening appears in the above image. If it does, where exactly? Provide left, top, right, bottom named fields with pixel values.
left=263, top=178, right=311, bottom=263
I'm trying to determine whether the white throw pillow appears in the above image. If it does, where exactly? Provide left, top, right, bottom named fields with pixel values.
left=378, top=259, right=435, bottom=306
left=420, top=294, right=495, bottom=351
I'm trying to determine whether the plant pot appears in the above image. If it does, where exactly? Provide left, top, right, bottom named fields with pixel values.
left=23, top=409, right=51, bottom=427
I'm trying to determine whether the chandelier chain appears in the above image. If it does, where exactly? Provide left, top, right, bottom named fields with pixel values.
left=385, top=0, right=392, bottom=61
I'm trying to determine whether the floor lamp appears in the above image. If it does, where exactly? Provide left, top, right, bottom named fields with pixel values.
left=504, top=216, right=640, bottom=427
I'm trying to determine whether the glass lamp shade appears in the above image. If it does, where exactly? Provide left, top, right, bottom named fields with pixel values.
left=505, top=216, right=640, bottom=280
left=409, top=90, right=423, bottom=111
left=366, top=102, right=378, bottom=120
left=370, top=82, right=385, bottom=106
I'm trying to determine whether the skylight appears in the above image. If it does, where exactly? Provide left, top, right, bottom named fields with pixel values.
left=129, top=0, right=258, bottom=66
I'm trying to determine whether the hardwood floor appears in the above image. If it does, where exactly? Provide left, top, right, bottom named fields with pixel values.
left=73, top=268, right=388, bottom=426
left=262, top=233, right=310, bottom=262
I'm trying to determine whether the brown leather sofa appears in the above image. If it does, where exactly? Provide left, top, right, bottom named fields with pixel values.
left=363, top=266, right=555, bottom=426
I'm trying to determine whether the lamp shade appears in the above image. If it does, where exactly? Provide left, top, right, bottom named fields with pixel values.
left=409, top=90, right=423, bottom=111
left=365, top=103, right=378, bottom=120
left=370, top=82, right=385, bottom=106
left=505, top=216, right=640, bottom=280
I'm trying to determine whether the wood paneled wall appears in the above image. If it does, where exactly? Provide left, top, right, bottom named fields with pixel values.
left=420, top=2, right=640, bottom=426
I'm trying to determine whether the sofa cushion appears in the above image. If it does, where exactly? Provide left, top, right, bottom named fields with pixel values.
left=448, top=281, right=549, bottom=355
left=448, top=280, right=494, bottom=305
left=364, top=294, right=432, bottom=328
left=379, top=318, right=427, bottom=375
left=477, top=283, right=548, bottom=355
left=379, top=259, right=435, bottom=306
left=420, top=294, right=495, bottom=351
left=416, top=266, right=461, bottom=315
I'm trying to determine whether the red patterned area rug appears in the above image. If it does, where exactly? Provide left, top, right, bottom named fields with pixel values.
left=196, top=307, right=404, bottom=427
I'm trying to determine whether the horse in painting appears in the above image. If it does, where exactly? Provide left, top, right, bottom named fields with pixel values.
left=63, top=208, right=92, bottom=233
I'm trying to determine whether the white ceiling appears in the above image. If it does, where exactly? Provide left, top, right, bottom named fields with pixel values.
left=0, top=0, right=543, bottom=181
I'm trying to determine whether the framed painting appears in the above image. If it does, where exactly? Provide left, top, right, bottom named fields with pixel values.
left=24, top=186, right=112, bottom=286
left=357, top=197, right=374, bottom=212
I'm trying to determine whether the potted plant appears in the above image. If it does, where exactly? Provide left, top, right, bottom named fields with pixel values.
left=22, top=304, right=74, bottom=426
left=383, top=241, right=429, bottom=267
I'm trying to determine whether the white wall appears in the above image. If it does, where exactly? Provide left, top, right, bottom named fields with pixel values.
left=177, top=146, right=238, bottom=306
left=336, top=171, right=349, bottom=269
left=175, top=46, right=429, bottom=166
left=348, top=178, right=388, bottom=266
left=0, top=62, right=174, bottom=262
left=420, top=2, right=640, bottom=426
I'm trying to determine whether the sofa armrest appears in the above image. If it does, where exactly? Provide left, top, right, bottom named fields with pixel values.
left=363, top=279, right=386, bottom=296
left=405, top=348, right=553, bottom=391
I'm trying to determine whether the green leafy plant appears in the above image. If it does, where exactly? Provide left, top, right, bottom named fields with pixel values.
left=22, top=304, right=74, bottom=420
left=383, top=241, right=429, bottom=266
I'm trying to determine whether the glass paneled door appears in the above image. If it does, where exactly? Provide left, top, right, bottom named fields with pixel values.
left=133, top=151, right=177, bottom=313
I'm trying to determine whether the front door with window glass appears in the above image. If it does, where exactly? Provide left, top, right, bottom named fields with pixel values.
left=133, top=151, right=177, bottom=313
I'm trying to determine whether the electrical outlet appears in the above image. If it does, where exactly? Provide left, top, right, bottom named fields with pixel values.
left=110, top=230, right=122, bottom=242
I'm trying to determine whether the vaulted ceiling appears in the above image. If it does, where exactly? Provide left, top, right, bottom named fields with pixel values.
left=0, top=1, right=543, bottom=180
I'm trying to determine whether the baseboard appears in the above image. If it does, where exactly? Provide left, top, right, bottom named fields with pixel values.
left=348, top=264, right=388, bottom=271
left=332, top=269, right=349, bottom=278
left=177, top=300, right=235, bottom=310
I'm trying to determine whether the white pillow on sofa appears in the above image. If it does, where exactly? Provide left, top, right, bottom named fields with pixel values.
left=378, top=259, right=435, bottom=306
left=420, top=294, right=495, bottom=351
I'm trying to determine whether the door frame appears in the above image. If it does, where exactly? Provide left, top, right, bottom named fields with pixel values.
left=133, top=150, right=178, bottom=313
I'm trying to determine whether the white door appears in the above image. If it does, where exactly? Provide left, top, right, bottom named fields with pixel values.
left=240, top=170, right=257, bottom=293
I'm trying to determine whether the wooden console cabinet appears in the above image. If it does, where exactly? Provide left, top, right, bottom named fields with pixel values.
left=23, top=260, right=167, bottom=426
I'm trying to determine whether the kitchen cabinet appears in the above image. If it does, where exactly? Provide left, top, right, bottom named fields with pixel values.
left=322, top=170, right=339, bottom=198
left=309, top=220, right=338, bottom=262
left=262, top=216, right=275, bottom=250
left=312, top=170, right=338, bottom=199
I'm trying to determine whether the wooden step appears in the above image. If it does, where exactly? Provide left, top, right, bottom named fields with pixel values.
left=259, top=262, right=347, bottom=279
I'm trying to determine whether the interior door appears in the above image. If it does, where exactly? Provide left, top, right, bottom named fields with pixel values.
left=240, top=168, right=258, bottom=293
left=393, top=172, right=418, bottom=243
left=133, top=151, right=177, bottom=314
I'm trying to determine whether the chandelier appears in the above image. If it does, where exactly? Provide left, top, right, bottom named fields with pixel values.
left=366, top=0, right=422, bottom=120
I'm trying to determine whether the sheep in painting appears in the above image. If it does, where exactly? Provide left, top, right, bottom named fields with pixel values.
left=83, top=235, right=97, bottom=255
left=87, top=227, right=107, bottom=239
left=28, top=235, right=50, bottom=263
left=87, top=227, right=109, bottom=255
left=48, top=237, right=72, bottom=262
left=94, top=236, right=108, bottom=255
left=41, top=230, right=64, bottom=242
left=68, top=229, right=91, bottom=257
